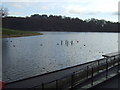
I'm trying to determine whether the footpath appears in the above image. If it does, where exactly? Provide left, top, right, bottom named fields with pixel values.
left=74, top=63, right=120, bottom=89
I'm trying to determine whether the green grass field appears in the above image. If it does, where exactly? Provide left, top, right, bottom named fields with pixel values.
left=2, top=28, right=43, bottom=38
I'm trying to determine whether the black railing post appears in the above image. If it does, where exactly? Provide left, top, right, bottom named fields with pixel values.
left=91, top=67, right=93, bottom=86
left=98, top=60, right=99, bottom=73
left=56, top=80, right=58, bottom=90
left=114, top=56, right=116, bottom=60
left=87, top=66, right=89, bottom=79
left=71, top=73, right=74, bottom=89
left=113, top=56, right=115, bottom=66
left=118, top=57, right=119, bottom=73
left=106, top=58, right=108, bottom=79
left=42, top=83, right=44, bottom=90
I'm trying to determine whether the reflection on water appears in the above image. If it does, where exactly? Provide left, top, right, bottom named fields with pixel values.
left=3, top=32, right=118, bottom=83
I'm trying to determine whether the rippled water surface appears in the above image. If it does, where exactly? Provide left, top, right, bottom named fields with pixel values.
left=3, top=32, right=118, bottom=83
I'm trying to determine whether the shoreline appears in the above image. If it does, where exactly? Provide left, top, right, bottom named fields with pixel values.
left=2, top=28, right=43, bottom=38
left=36, top=30, right=119, bottom=33
left=2, top=33, right=43, bottom=38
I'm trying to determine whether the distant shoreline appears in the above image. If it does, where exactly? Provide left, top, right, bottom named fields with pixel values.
left=38, top=30, right=119, bottom=33
left=2, top=28, right=43, bottom=38
left=2, top=28, right=119, bottom=38
left=2, top=33, right=43, bottom=38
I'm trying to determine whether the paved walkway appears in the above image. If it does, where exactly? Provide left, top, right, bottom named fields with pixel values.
left=89, top=73, right=120, bottom=89
left=74, top=63, right=120, bottom=89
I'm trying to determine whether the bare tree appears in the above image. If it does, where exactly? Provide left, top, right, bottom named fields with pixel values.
left=0, top=7, right=8, bottom=17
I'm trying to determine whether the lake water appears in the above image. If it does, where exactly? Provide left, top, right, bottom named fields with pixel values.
left=2, top=32, right=118, bottom=83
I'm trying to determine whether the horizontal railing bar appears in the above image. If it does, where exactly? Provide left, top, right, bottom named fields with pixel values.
left=31, top=55, right=120, bottom=89
left=5, top=58, right=106, bottom=85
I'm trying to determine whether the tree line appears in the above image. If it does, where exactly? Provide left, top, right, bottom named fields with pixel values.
left=2, top=14, right=119, bottom=32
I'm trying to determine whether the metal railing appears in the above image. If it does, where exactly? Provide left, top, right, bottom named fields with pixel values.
left=30, top=54, right=120, bottom=90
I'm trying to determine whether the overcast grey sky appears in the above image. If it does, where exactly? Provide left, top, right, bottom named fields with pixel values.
left=1, top=0, right=119, bottom=22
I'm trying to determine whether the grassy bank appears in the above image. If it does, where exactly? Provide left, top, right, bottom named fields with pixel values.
left=2, top=28, right=43, bottom=38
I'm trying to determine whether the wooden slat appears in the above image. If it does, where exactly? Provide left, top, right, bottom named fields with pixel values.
left=102, top=51, right=120, bottom=58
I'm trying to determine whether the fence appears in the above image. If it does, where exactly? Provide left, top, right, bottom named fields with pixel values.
left=30, top=54, right=120, bottom=90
